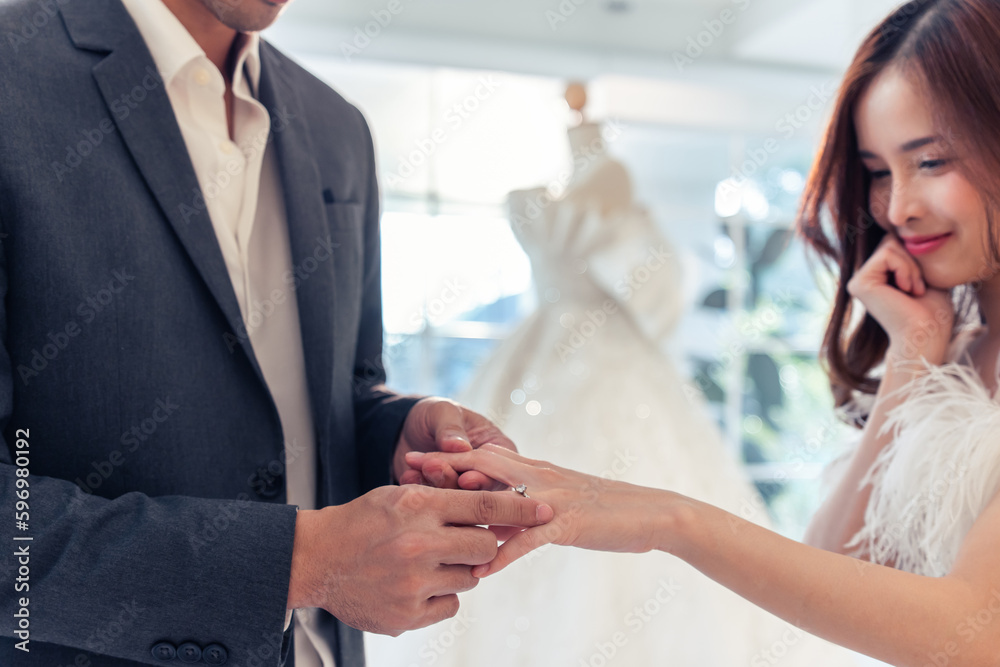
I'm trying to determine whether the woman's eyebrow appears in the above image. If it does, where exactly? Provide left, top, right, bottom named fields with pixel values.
left=858, top=135, right=939, bottom=160
left=899, top=135, right=939, bottom=152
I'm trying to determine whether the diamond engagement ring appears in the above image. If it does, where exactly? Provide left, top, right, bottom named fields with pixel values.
left=513, top=484, right=529, bottom=498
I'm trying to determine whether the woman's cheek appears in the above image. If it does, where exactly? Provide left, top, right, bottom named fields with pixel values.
left=932, top=171, right=984, bottom=226
left=869, top=182, right=891, bottom=229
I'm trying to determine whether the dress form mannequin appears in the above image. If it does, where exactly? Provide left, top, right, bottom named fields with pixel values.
left=562, top=84, right=631, bottom=214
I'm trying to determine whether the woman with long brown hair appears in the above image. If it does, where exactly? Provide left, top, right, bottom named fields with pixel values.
left=401, top=1, right=1000, bottom=663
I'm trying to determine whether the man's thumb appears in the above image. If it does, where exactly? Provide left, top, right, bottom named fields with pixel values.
left=434, top=402, right=472, bottom=451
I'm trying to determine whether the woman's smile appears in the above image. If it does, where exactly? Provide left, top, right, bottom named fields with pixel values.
left=900, top=232, right=953, bottom=256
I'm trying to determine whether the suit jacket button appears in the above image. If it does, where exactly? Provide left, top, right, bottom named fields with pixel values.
left=151, top=642, right=176, bottom=661
left=177, top=642, right=202, bottom=663
left=203, top=644, right=228, bottom=665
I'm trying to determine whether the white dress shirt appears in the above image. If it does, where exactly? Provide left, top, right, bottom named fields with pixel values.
left=120, top=1, right=333, bottom=665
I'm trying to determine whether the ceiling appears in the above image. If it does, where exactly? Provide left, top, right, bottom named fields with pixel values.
left=266, top=0, right=907, bottom=76
left=259, top=0, right=912, bottom=207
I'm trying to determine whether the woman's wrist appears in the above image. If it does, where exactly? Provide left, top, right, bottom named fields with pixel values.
left=649, top=491, right=701, bottom=557
left=886, top=334, right=947, bottom=367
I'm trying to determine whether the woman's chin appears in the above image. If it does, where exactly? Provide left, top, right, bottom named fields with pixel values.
left=917, top=265, right=964, bottom=292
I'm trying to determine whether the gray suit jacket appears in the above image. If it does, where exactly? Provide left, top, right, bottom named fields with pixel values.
left=0, top=1, right=418, bottom=665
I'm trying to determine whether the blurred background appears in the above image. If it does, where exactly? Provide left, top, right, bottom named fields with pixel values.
left=263, top=0, right=902, bottom=539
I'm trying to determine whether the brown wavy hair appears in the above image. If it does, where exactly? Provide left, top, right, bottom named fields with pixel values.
left=799, top=0, right=1000, bottom=413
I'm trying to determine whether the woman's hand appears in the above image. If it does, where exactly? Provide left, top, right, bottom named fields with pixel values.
left=404, top=445, right=677, bottom=576
left=847, top=235, right=953, bottom=362
left=394, top=398, right=518, bottom=492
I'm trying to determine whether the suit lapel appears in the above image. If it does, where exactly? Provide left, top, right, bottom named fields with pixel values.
left=61, top=1, right=336, bottom=443
left=257, top=43, right=335, bottom=443
left=61, top=0, right=270, bottom=389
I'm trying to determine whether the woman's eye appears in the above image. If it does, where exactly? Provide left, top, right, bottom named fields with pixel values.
left=919, top=158, right=948, bottom=170
left=868, top=169, right=890, bottom=180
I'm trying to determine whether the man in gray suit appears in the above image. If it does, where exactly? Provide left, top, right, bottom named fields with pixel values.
left=0, top=0, right=551, bottom=665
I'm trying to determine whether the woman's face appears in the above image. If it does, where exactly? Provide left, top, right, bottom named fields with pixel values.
left=854, top=66, right=996, bottom=289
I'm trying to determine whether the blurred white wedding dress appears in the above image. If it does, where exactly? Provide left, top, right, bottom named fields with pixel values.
left=367, top=123, right=867, bottom=667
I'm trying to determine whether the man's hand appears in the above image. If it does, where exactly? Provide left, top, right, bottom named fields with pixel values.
left=394, top=397, right=516, bottom=491
left=285, top=485, right=553, bottom=635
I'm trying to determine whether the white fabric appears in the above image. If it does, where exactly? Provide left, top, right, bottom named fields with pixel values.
left=120, top=2, right=330, bottom=664
left=847, top=344, right=1000, bottom=577
left=367, top=132, right=861, bottom=666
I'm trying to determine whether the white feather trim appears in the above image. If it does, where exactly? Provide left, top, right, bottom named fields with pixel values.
left=845, top=360, right=1000, bottom=577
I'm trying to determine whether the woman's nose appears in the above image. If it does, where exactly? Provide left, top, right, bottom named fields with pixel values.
left=885, top=178, right=924, bottom=229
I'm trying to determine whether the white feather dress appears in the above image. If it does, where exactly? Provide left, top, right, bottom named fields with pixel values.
left=845, top=328, right=1000, bottom=577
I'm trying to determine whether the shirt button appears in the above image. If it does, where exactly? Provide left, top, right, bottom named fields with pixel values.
left=220, top=142, right=234, bottom=154
left=194, top=68, right=211, bottom=86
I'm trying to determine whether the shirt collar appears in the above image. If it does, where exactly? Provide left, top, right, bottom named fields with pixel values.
left=120, top=0, right=261, bottom=94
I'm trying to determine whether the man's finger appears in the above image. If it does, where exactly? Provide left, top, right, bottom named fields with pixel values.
left=457, top=470, right=507, bottom=492
left=426, top=563, right=481, bottom=595
left=473, top=526, right=550, bottom=577
left=419, top=594, right=461, bottom=629
left=444, top=489, right=552, bottom=529
left=435, top=526, right=498, bottom=566
left=431, top=401, right=473, bottom=451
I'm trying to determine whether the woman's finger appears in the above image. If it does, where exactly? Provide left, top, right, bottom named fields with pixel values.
left=406, top=448, right=526, bottom=490
left=489, top=525, right=523, bottom=542
left=477, top=442, right=530, bottom=461
left=456, top=470, right=507, bottom=492
left=420, top=459, right=460, bottom=489
left=473, top=525, right=551, bottom=577
left=884, top=249, right=913, bottom=293
left=398, top=469, right=426, bottom=486
left=881, top=238, right=928, bottom=295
